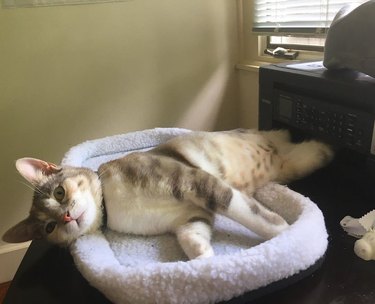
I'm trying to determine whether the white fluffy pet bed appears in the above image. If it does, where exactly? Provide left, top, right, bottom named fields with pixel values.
left=62, top=128, right=328, bottom=304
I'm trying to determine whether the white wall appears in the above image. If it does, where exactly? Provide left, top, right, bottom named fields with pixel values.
left=237, top=0, right=274, bottom=129
left=236, top=0, right=261, bottom=129
left=0, top=0, right=239, bottom=282
left=238, top=68, right=259, bottom=129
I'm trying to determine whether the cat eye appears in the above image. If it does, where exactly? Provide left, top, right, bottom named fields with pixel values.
left=53, top=186, right=65, bottom=202
left=45, top=221, right=57, bottom=234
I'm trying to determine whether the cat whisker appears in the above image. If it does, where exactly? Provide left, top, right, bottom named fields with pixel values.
left=19, top=180, right=47, bottom=196
left=18, top=180, right=36, bottom=192
left=34, top=185, right=48, bottom=196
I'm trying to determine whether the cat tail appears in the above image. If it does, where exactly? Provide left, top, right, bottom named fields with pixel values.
left=276, top=139, right=334, bottom=183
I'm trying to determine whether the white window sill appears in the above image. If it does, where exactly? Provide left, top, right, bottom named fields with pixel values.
left=236, top=51, right=324, bottom=72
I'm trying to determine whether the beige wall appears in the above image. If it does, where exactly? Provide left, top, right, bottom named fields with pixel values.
left=237, top=0, right=262, bottom=129
left=238, top=68, right=259, bottom=129
left=0, top=0, right=240, bottom=280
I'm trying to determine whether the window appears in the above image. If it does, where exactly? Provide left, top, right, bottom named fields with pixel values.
left=267, top=36, right=325, bottom=52
left=253, top=0, right=367, bottom=51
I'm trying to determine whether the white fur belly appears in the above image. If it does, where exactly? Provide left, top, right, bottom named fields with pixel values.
left=102, top=179, right=193, bottom=235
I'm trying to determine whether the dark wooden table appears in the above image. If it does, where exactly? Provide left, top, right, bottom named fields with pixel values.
left=4, top=154, right=375, bottom=304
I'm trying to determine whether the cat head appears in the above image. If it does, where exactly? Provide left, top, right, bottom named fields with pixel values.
left=2, top=158, right=103, bottom=246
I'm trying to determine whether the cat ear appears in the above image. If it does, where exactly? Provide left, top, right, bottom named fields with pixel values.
left=16, top=158, right=62, bottom=184
left=2, top=217, right=42, bottom=243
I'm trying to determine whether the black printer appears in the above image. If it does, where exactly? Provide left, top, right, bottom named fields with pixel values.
left=259, top=61, right=375, bottom=157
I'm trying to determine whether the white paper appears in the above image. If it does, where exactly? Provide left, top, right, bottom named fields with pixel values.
left=286, top=61, right=325, bottom=71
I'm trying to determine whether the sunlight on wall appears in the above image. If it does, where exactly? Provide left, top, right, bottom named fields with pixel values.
left=177, top=63, right=230, bottom=130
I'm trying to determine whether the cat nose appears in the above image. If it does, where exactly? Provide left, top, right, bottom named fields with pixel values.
left=63, top=211, right=72, bottom=223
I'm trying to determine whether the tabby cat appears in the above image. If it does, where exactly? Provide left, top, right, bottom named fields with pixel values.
left=3, top=129, right=332, bottom=259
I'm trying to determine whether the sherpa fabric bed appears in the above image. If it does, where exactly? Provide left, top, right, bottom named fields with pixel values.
left=62, top=128, right=328, bottom=304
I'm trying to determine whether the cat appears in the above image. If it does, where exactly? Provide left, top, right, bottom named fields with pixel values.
left=2, top=129, right=333, bottom=259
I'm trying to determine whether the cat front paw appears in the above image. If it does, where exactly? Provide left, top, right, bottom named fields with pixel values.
left=195, top=247, right=214, bottom=259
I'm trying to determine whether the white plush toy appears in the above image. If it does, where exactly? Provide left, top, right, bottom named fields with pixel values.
left=340, top=210, right=375, bottom=261
left=354, top=230, right=375, bottom=261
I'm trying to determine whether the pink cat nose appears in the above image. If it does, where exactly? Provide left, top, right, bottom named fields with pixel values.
left=63, top=212, right=72, bottom=223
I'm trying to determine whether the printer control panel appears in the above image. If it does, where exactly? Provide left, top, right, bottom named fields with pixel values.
left=273, top=89, right=375, bottom=154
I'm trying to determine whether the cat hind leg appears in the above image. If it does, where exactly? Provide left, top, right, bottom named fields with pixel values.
left=182, top=168, right=289, bottom=241
left=226, top=190, right=289, bottom=239
left=175, top=217, right=214, bottom=260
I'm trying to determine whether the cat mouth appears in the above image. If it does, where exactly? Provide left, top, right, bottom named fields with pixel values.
left=63, top=211, right=85, bottom=226
left=76, top=212, right=85, bottom=225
